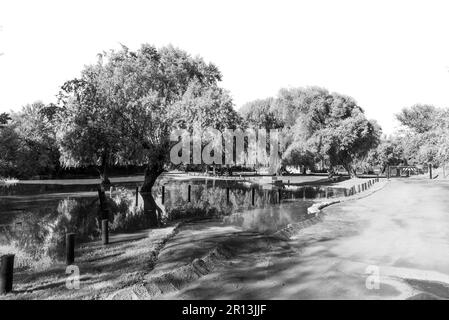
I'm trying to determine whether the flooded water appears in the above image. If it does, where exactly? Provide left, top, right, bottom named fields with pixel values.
left=0, top=177, right=347, bottom=269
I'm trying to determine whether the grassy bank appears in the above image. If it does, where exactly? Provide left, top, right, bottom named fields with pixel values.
left=0, top=222, right=181, bottom=300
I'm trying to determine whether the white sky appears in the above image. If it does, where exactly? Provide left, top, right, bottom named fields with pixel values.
left=1, top=0, right=449, bottom=134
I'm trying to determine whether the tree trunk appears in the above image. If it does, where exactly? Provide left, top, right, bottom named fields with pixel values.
left=141, top=165, right=163, bottom=193
left=140, top=192, right=161, bottom=227
left=344, top=163, right=357, bottom=178
left=99, top=167, right=111, bottom=187
left=99, top=153, right=111, bottom=187
left=140, top=165, right=164, bottom=227
left=327, top=165, right=335, bottom=179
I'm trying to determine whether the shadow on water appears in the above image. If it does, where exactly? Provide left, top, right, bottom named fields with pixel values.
left=0, top=179, right=347, bottom=269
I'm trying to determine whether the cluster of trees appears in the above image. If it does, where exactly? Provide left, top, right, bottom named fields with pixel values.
left=0, top=103, right=60, bottom=178
left=3, top=42, right=446, bottom=191
left=0, top=44, right=241, bottom=190
left=239, top=87, right=381, bottom=176
left=356, top=104, right=449, bottom=174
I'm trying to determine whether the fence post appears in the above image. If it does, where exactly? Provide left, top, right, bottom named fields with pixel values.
left=66, top=233, right=76, bottom=265
left=429, top=164, right=433, bottom=179
left=252, top=188, right=255, bottom=206
left=102, top=219, right=109, bottom=245
left=161, top=186, right=165, bottom=205
left=135, top=186, right=139, bottom=206
left=226, top=187, right=230, bottom=203
left=278, top=189, right=282, bottom=203
left=0, top=254, right=14, bottom=295
left=188, top=185, right=191, bottom=202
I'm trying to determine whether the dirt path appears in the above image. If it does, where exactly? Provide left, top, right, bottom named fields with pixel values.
left=156, top=178, right=449, bottom=300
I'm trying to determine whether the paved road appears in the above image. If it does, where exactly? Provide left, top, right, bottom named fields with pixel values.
left=166, top=178, right=449, bottom=299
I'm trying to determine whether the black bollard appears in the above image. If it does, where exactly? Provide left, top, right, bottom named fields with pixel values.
left=135, top=187, right=139, bottom=206
left=66, top=233, right=76, bottom=265
left=102, top=219, right=109, bottom=245
left=252, top=188, right=255, bottom=206
left=429, top=164, right=433, bottom=179
left=226, top=187, right=230, bottom=203
left=278, top=189, right=282, bottom=203
left=161, top=186, right=165, bottom=205
left=188, top=185, right=191, bottom=202
left=0, top=254, right=14, bottom=295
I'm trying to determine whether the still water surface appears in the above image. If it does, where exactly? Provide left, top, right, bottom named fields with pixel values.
left=0, top=178, right=347, bottom=268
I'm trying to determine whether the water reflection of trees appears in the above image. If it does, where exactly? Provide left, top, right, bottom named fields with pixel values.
left=0, top=181, right=346, bottom=269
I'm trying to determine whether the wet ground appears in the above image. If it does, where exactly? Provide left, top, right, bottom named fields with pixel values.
left=0, top=174, right=347, bottom=270
left=155, top=178, right=449, bottom=300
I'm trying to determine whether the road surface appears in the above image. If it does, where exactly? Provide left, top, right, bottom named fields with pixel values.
left=161, top=178, right=449, bottom=299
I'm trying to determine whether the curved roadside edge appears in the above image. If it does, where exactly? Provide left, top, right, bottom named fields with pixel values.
left=307, top=179, right=390, bottom=216
left=273, top=180, right=390, bottom=240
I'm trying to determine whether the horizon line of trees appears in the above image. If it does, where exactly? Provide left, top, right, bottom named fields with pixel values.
left=1, top=43, right=447, bottom=189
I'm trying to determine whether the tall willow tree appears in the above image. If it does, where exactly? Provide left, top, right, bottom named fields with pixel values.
left=239, top=87, right=381, bottom=176
left=57, top=44, right=234, bottom=224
